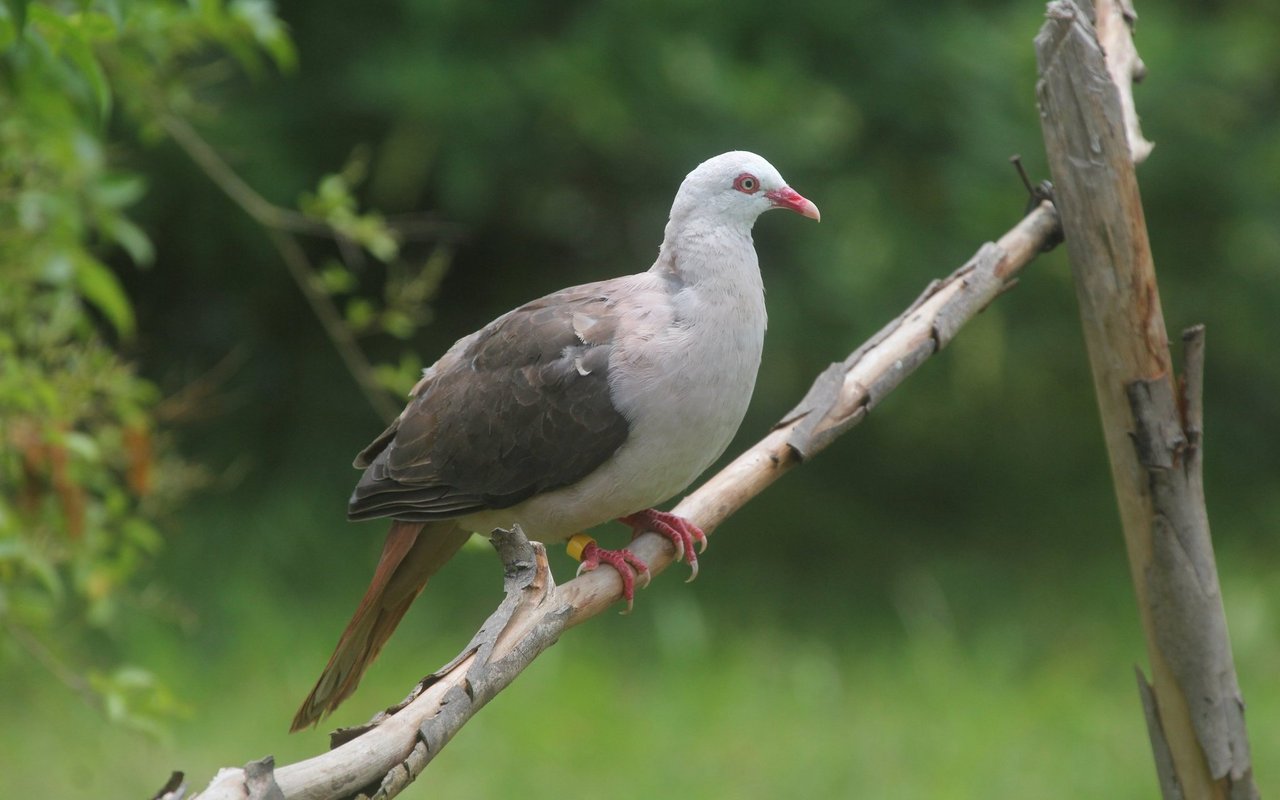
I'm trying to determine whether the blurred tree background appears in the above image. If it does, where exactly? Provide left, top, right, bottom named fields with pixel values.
left=2, top=0, right=1277, bottom=797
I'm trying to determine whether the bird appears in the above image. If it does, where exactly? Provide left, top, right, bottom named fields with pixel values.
left=291, top=151, right=819, bottom=731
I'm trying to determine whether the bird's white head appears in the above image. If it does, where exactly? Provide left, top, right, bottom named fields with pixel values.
left=667, top=151, right=821, bottom=234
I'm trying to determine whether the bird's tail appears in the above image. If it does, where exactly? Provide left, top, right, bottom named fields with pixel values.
left=291, top=519, right=472, bottom=732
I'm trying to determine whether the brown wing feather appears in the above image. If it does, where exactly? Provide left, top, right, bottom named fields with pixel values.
left=348, top=280, right=632, bottom=522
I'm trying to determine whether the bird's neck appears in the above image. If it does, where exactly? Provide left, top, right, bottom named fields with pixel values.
left=652, top=215, right=760, bottom=290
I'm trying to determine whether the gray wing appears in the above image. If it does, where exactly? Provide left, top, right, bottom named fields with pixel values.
left=347, top=280, right=634, bottom=522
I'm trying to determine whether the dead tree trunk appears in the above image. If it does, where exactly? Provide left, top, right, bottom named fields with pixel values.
left=1035, top=2, right=1257, bottom=797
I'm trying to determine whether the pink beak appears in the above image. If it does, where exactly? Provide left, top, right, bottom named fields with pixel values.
left=766, top=186, right=821, bottom=221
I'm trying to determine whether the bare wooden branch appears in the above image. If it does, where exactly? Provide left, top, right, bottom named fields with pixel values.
left=1094, top=0, right=1154, bottom=163
left=184, top=200, right=1062, bottom=799
left=1036, top=2, right=1256, bottom=797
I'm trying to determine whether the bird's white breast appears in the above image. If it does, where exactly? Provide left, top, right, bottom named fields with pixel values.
left=462, top=238, right=767, bottom=542
left=606, top=269, right=766, bottom=505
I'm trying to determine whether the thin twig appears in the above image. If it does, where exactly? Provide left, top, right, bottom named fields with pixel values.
left=267, top=230, right=400, bottom=422
left=160, top=114, right=459, bottom=242
left=153, top=344, right=251, bottom=424
left=4, top=620, right=103, bottom=715
left=160, top=114, right=324, bottom=235
left=162, top=114, right=400, bottom=423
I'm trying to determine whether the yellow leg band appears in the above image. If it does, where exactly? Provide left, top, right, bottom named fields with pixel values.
left=566, top=533, right=595, bottom=562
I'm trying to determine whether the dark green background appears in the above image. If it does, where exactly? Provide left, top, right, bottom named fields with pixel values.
left=6, top=1, right=1278, bottom=796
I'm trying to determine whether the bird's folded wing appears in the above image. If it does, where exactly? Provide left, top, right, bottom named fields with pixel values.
left=348, top=278, right=648, bottom=521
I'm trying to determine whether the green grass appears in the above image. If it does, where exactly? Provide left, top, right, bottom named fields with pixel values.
left=3, top=553, right=1276, bottom=799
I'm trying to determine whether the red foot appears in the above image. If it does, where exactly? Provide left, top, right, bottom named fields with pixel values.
left=619, top=509, right=707, bottom=582
left=577, top=542, right=651, bottom=613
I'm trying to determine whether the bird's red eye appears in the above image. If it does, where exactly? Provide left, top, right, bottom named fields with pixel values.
left=733, top=173, right=760, bottom=194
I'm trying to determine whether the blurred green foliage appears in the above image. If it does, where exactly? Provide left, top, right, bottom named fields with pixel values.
left=2, top=0, right=1278, bottom=796
left=295, top=149, right=453, bottom=396
left=0, top=0, right=293, bottom=730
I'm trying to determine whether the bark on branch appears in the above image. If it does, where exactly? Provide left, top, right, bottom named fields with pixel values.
left=1129, top=327, right=1253, bottom=799
left=1036, top=2, right=1257, bottom=796
left=182, top=201, right=1062, bottom=799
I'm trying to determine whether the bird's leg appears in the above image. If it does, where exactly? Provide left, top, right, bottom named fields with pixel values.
left=566, top=509, right=705, bottom=613
left=571, top=535, right=651, bottom=613
left=619, top=509, right=707, bottom=582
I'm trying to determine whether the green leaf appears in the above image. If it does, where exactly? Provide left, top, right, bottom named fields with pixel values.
left=88, top=664, right=186, bottom=738
left=62, top=431, right=101, bottom=462
left=110, top=664, right=157, bottom=690
left=94, top=174, right=148, bottom=209
left=318, top=262, right=356, bottom=294
left=71, top=10, right=118, bottom=41
left=230, top=0, right=296, bottom=71
left=298, top=174, right=352, bottom=219
left=372, top=352, right=423, bottom=397
left=359, top=219, right=399, bottom=262
left=103, top=215, right=155, bottom=266
left=344, top=297, right=375, bottom=330
left=62, top=32, right=112, bottom=121
left=123, top=519, right=163, bottom=555
left=1, top=540, right=64, bottom=603
left=28, top=5, right=112, bottom=121
left=380, top=309, right=414, bottom=340
left=71, top=254, right=135, bottom=336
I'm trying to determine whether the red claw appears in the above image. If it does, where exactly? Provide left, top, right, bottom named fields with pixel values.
left=577, top=542, right=651, bottom=613
left=619, top=509, right=707, bottom=582
left=575, top=510, right=706, bottom=613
